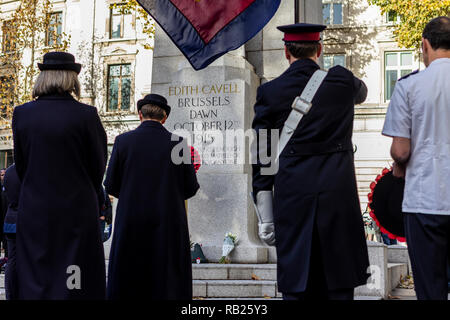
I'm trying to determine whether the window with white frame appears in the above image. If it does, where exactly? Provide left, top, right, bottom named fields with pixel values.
left=110, top=4, right=133, bottom=39
left=385, top=10, right=401, bottom=24
left=384, top=51, right=413, bottom=102
left=46, top=12, right=63, bottom=46
left=323, top=1, right=343, bottom=25
left=107, top=64, right=132, bottom=111
left=0, top=149, right=13, bottom=169
left=2, top=20, right=15, bottom=53
left=324, top=54, right=346, bottom=70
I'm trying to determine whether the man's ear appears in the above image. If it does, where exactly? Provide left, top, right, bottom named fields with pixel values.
left=317, top=43, right=322, bottom=59
left=422, top=38, right=430, bottom=54
left=138, top=110, right=143, bottom=121
left=161, top=115, right=168, bottom=124
left=284, top=46, right=291, bottom=61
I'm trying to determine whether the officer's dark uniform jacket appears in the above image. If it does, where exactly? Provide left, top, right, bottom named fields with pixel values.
left=252, top=58, right=370, bottom=293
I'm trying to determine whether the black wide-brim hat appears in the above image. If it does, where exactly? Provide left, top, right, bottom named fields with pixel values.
left=370, top=171, right=405, bottom=238
left=37, top=52, right=82, bottom=74
left=137, top=94, right=171, bottom=116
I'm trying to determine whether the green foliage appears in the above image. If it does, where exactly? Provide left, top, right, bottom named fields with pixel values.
left=368, top=0, right=450, bottom=49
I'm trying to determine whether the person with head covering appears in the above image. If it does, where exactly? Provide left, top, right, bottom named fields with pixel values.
left=382, top=16, right=450, bottom=300
left=12, top=52, right=107, bottom=299
left=104, top=93, right=199, bottom=300
left=251, top=23, right=370, bottom=300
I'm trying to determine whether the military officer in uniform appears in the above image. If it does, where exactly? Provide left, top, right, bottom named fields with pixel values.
left=252, top=23, right=370, bottom=300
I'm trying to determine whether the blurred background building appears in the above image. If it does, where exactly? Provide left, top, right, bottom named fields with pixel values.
left=0, top=0, right=422, bottom=211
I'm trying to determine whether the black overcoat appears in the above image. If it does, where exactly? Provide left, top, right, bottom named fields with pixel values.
left=104, top=120, right=199, bottom=300
left=252, top=59, right=370, bottom=293
left=12, top=93, right=107, bottom=299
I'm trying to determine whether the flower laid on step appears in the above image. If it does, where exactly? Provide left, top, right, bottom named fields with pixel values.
left=219, top=232, right=238, bottom=264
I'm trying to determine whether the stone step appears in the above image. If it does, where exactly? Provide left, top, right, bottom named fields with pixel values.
left=200, top=295, right=382, bottom=300
left=390, top=288, right=416, bottom=297
left=199, top=297, right=282, bottom=300
left=355, top=261, right=408, bottom=298
left=0, top=273, right=390, bottom=301
left=193, top=280, right=281, bottom=298
left=355, top=295, right=383, bottom=300
left=389, top=289, right=450, bottom=300
left=387, top=262, right=408, bottom=293
left=192, top=264, right=276, bottom=281
left=0, top=260, right=408, bottom=300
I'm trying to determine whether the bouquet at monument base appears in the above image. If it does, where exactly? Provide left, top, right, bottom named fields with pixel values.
left=219, top=232, right=238, bottom=264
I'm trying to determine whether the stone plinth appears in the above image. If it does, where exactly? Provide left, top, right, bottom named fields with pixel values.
left=151, top=24, right=268, bottom=263
left=148, top=1, right=325, bottom=264
left=388, top=244, right=412, bottom=273
left=355, top=240, right=409, bottom=299
left=246, top=0, right=324, bottom=82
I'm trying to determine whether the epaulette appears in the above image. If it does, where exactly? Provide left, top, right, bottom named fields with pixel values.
left=398, top=69, right=419, bottom=81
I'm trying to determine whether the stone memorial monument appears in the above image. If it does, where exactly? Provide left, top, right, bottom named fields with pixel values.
left=151, top=0, right=323, bottom=263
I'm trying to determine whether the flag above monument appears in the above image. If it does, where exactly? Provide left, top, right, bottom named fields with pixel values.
left=136, top=0, right=281, bottom=70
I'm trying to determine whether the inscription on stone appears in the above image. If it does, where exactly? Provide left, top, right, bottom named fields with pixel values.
left=165, top=81, right=245, bottom=166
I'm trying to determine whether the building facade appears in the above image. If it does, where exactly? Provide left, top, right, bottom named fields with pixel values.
left=321, top=0, right=422, bottom=211
left=0, top=0, right=153, bottom=164
left=0, top=0, right=420, bottom=213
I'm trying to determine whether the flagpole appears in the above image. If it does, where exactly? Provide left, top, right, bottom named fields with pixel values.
left=295, top=0, right=300, bottom=23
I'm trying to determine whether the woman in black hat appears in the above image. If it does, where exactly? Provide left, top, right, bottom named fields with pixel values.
left=104, top=93, right=199, bottom=300
left=12, top=52, right=107, bottom=299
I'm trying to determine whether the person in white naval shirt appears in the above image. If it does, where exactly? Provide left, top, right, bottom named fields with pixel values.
left=382, top=16, right=450, bottom=300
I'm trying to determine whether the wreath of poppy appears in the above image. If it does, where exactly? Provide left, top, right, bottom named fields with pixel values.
left=367, top=167, right=406, bottom=242
left=190, top=146, right=201, bottom=173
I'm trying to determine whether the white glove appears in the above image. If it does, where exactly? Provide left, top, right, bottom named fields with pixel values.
left=253, top=191, right=275, bottom=246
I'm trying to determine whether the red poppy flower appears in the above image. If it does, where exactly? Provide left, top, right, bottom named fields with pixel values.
left=190, top=146, right=202, bottom=173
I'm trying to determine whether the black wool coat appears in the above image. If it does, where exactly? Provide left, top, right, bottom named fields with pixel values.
left=104, top=120, right=199, bottom=300
left=12, top=93, right=107, bottom=299
left=252, top=59, right=370, bottom=293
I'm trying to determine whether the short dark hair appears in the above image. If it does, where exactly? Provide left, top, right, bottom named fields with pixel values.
left=285, top=42, right=321, bottom=59
left=422, top=16, right=450, bottom=50
left=140, top=104, right=166, bottom=120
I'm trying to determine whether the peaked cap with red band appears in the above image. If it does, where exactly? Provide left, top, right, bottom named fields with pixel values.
left=277, top=23, right=327, bottom=43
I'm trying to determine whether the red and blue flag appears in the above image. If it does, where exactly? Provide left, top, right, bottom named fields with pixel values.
left=136, top=0, right=281, bottom=70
